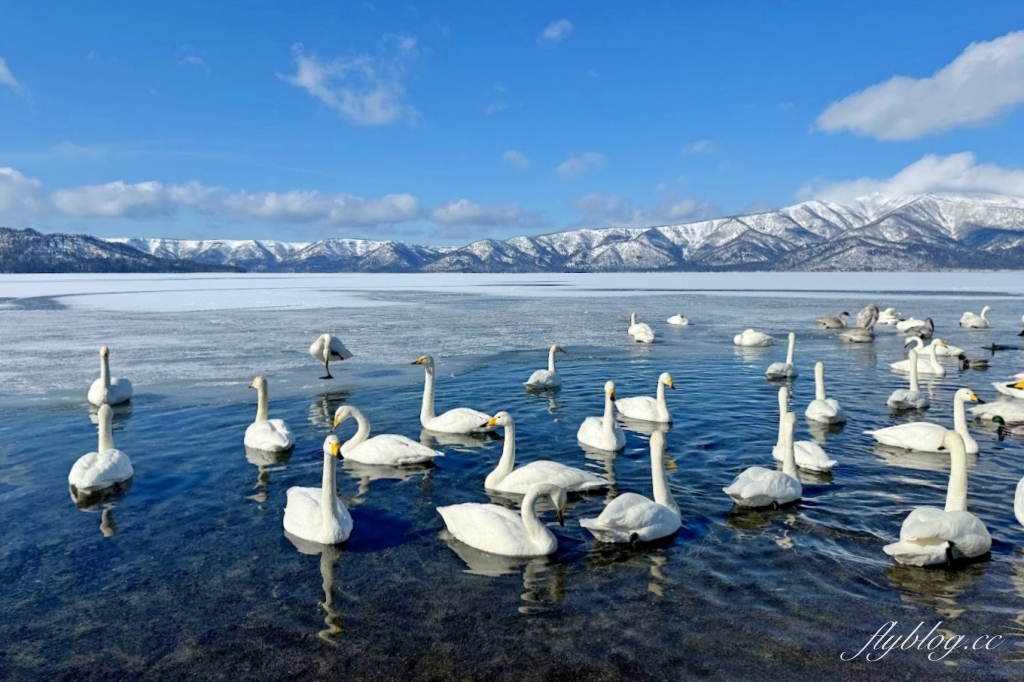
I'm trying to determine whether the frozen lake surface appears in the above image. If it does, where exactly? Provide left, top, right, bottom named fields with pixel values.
left=2, top=272, right=1024, bottom=680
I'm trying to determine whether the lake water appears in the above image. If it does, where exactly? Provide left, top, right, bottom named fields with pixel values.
left=2, top=274, right=1024, bottom=680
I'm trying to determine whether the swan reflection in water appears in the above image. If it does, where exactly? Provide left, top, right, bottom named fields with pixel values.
left=584, top=545, right=674, bottom=597
left=578, top=441, right=623, bottom=503
left=419, top=428, right=500, bottom=453
left=872, top=444, right=978, bottom=473
left=244, top=446, right=292, bottom=504
left=308, top=391, right=352, bottom=429
left=285, top=532, right=344, bottom=643
left=733, top=345, right=772, bottom=364
left=69, top=480, right=132, bottom=537
left=617, top=416, right=673, bottom=438
left=440, top=530, right=566, bottom=614
left=341, top=460, right=434, bottom=506
left=805, top=418, right=844, bottom=444
left=885, top=561, right=985, bottom=621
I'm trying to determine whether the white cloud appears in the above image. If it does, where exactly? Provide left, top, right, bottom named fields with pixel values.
left=178, top=55, right=211, bottom=74
left=503, top=149, right=530, bottom=170
left=0, top=56, right=29, bottom=99
left=431, top=199, right=527, bottom=227
left=682, top=140, right=718, bottom=155
left=799, top=152, right=1024, bottom=203
left=51, top=181, right=179, bottom=218
left=209, top=189, right=422, bottom=226
left=573, top=193, right=721, bottom=228
left=816, top=30, right=1024, bottom=140
left=539, top=19, right=573, bottom=46
left=55, top=141, right=102, bottom=158
left=280, top=38, right=417, bottom=126
left=556, top=152, right=604, bottom=179
left=0, top=167, right=45, bottom=216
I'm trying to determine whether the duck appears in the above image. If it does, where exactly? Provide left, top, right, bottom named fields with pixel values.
left=958, top=355, right=989, bottom=370
left=309, top=334, right=353, bottom=379
left=579, top=431, right=681, bottom=543
left=866, top=388, right=984, bottom=454
left=733, top=329, right=776, bottom=347
left=524, top=345, right=566, bottom=390
left=283, top=435, right=353, bottom=545
left=815, top=311, right=849, bottom=329
left=804, top=361, right=846, bottom=424
left=666, top=314, right=689, bottom=326
left=877, top=308, right=902, bottom=325
left=87, top=346, right=133, bottom=407
left=765, top=332, right=798, bottom=379
left=883, top=431, right=991, bottom=566
left=724, top=411, right=802, bottom=508
left=994, top=416, right=1024, bottom=440
left=412, top=355, right=493, bottom=434
left=483, top=412, right=607, bottom=494
left=887, top=349, right=930, bottom=411
left=69, top=404, right=134, bottom=495
left=773, top=386, right=836, bottom=472
left=890, top=338, right=946, bottom=377
left=577, top=381, right=626, bottom=452
left=615, top=372, right=674, bottom=423
left=332, top=405, right=442, bottom=466
left=437, top=482, right=567, bottom=557
left=960, top=306, right=992, bottom=329
left=993, top=379, right=1024, bottom=400
left=628, top=313, right=655, bottom=344
left=244, top=376, right=295, bottom=453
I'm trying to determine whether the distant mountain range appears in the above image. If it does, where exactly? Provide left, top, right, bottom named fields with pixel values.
left=4, top=193, right=1024, bottom=273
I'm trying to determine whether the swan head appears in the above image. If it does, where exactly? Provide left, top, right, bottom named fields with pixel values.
left=954, top=388, right=984, bottom=404
left=323, top=434, right=342, bottom=458
left=249, top=375, right=266, bottom=390
left=659, top=372, right=674, bottom=389
left=549, top=486, right=567, bottom=526
left=552, top=345, right=567, bottom=354
left=1013, top=381, right=1024, bottom=390
left=840, top=311, right=849, bottom=317
left=604, top=381, right=616, bottom=400
left=411, top=355, right=434, bottom=368
left=486, top=411, right=513, bottom=428
left=100, top=346, right=109, bottom=357
left=332, top=405, right=358, bottom=429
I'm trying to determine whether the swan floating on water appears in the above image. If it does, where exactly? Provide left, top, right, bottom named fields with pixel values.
left=666, top=314, right=689, bottom=326
left=904, top=317, right=935, bottom=339
left=815, top=311, right=849, bottom=329
left=484, top=411, right=607, bottom=495
left=887, top=349, right=930, bottom=411
left=628, top=313, right=655, bottom=344
left=855, top=304, right=879, bottom=330
left=577, top=381, right=626, bottom=452
left=960, top=306, right=992, bottom=329
left=88, top=346, right=133, bottom=407
left=877, top=308, right=902, bottom=325
left=244, top=376, right=295, bottom=453
left=883, top=431, right=991, bottom=566
left=866, top=388, right=983, bottom=454
left=524, top=345, right=566, bottom=390
left=970, top=398, right=1024, bottom=424
left=615, top=372, right=674, bottom=423
left=412, top=355, right=493, bottom=434
left=283, top=434, right=353, bottom=545
left=580, top=431, right=681, bottom=543
left=805, top=362, right=846, bottom=424
left=733, top=329, right=775, bottom=347
left=993, top=379, right=1024, bottom=400
left=332, top=405, right=443, bottom=466
left=890, top=338, right=946, bottom=377
left=69, top=404, right=134, bottom=495
left=309, top=334, right=353, bottom=379
left=437, top=482, right=567, bottom=557
left=773, top=386, right=836, bottom=472
left=765, top=332, right=798, bottom=379
left=725, top=411, right=802, bottom=508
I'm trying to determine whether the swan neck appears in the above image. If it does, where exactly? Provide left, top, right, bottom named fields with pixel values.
left=650, top=440, right=679, bottom=514
left=945, top=443, right=968, bottom=512
left=420, top=364, right=435, bottom=425
left=487, top=420, right=517, bottom=487
left=908, top=350, right=919, bottom=391
left=814, top=364, right=825, bottom=401
left=98, top=412, right=114, bottom=451
left=548, top=346, right=557, bottom=373
left=781, top=419, right=798, bottom=478
left=785, top=335, right=795, bottom=364
left=603, top=391, right=615, bottom=432
left=321, top=450, right=338, bottom=528
left=656, top=380, right=667, bottom=415
left=255, top=383, right=269, bottom=422
left=953, top=394, right=968, bottom=436
left=520, top=487, right=548, bottom=544
left=100, top=353, right=110, bottom=387
left=349, top=410, right=371, bottom=449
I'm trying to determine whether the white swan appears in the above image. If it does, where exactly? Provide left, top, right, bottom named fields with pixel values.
left=765, top=332, right=798, bottom=379
left=615, top=372, right=674, bottom=423
left=244, top=376, right=295, bottom=453
left=666, top=314, right=689, bottom=326
left=887, top=349, right=930, bottom=411
left=878, top=308, right=901, bottom=325
left=580, top=431, right=681, bottom=543
left=724, top=411, right=802, bottom=508
left=805, top=362, right=846, bottom=424
left=896, top=317, right=929, bottom=333
left=970, top=399, right=1024, bottom=424
left=412, top=355, right=493, bottom=434
left=69, top=404, right=134, bottom=494
left=484, top=412, right=607, bottom=494
left=855, top=304, right=880, bottom=330
left=993, top=379, right=1024, bottom=400
left=524, top=345, right=566, bottom=389
left=890, top=338, right=945, bottom=377
left=904, top=317, right=935, bottom=339
left=960, top=306, right=992, bottom=329
left=883, top=431, right=991, bottom=566
left=332, top=405, right=442, bottom=466
left=309, top=334, right=353, bottom=379
left=87, top=346, right=133, bottom=407
left=437, top=482, right=567, bottom=557
left=733, top=329, right=775, bottom=347
left=773, top=386, right=836, bottom=472
left=815, top=311, right=849, bottom=329
left=283, top=435, right=353, bottom=545
left=866, top=388, right=983, bottom=455
left=577, top=381, right=626, bottom=452
left=628, top=313, right=655, bottom=344
left=1016, top=474, right=1024, bottom=529
left=902, top=336, right=963, bottom=359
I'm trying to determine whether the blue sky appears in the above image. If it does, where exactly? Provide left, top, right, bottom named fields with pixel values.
left=2, top=1, right=1024, bottom=244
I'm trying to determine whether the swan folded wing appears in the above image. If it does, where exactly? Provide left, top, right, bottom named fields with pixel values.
left=766, top=362, right=794, bottom=377
left=773, top=441, right=836, bottom=471
left=893, top=507, right=991, bottom=560
left=427, top=408, right=493, bottom=434
left=328, top=337, right=353, bottom=360
left=615, top=396, right=656, bottom=419
left=244, top=419, right=295, bottom=451
left=284, top=486, right=352, bottom=544
left=346, top=435, right=442, bottom=466
left=806, top=399, right=841, bottom=422
left=971, top=401, right=1024, bottom=423
left=495, top=461, right=607, bottom=494
left=724, top=467, right=801, bottom=506
left=525, top=369, right=558, bottom=387
left=438, top=503, right=547, bottom=556
left=580, top=492, right=679, bottom=542
left=69, top=449, right=133, bottom=491
left=865, top=423, right=945, bottom=452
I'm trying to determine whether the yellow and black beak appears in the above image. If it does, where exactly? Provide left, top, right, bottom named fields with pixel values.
left=486, top=416, right=498, bottom=427
left=666, top=380, right=675, bottom=390
left=1012, top=381, right=1024, bottom=390
left=609, top=389, right=616, bottom=400
left=556, top=504, right=566, bottom=526
left=411, top=357, right=424, bottom=365
left=330, top=441, right=342, bottom=458
left=939, top=341, right=948, bottom=348
left=969, top=392, right=986, bottom=404
left=332, top=416, right=341, bottom=428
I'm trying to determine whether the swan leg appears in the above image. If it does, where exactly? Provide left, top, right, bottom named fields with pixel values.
left=321, top=360, right=334, bottom=380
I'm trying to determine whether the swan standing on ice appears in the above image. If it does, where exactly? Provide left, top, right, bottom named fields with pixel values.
left=577, top=381, right=626, bottom=452
left=724, top=411, right=802, bottom=508
left=524, top=345, right=566, bottom=389
left=773, top=387, right=836, bottom=472
left=615, top=373, right=674, bottom=423
left=483, top=412, right=607, bottom=494
left=734, top=329, right=775, bottom=347
left=69, top=404, right=134, bottom=494
left=883, top=431, right=991, bottom=566
left=805, top=362, right=846, bottom=424
left=309, top=334, right=353, bottom=379
left=628, top=313, right=655, bottom=344
left=765, top=333, right=798, bottom=379
left=437, top=482, right=567, bottom=557
left=815, top=311, right=849, bottom=329
left=667, top=314, right=689, bottom=326
left=88, top=346, right=133, bottom=407
left=960, top=306, right=992, bottom=329
left=887, top=349, right=930, bottom=411
left=412, top=355, right=493, bottom=434
left=332, top=405, right=442, bottom=466
left=244, top=376, right=294, bottom=453
left=283, top=435, right=353, bottom=545
left=890, top=338, right=946, bottom=377
left=866, top=388, right=983, bottom=454
left=580, top=431, right=681, bottom=543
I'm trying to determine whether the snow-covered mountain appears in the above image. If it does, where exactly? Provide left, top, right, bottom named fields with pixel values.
left=109, top=193, right=1024, bottom=272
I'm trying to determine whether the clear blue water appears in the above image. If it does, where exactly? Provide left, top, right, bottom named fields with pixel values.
left=2, top=291, right=1024, bottom=680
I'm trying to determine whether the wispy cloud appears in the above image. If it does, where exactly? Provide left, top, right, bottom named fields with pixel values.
left=280, top=37, right=418, bottom=126
left=682, top=139, right=718, bottom=155
left=483, top=82, right=508, bottom=115
left=539, top=19, right=573, bottom=46
left=572, top=193, right=721, bottom=229
left=503, top=149, right=529, bottom=170
left=55, top=141, right=103, bottom=158
left=816, top=30, right=1024, bottom=140
left=177, top=46, right=211, bottom=74
left=0, top=56, right=30, bottom=99
left=431, top=199, right=528, bottom=226
left=556, top=152, right=604, bottom=179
